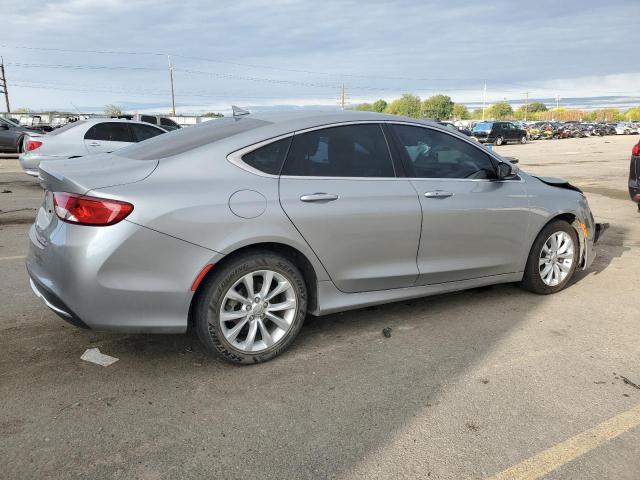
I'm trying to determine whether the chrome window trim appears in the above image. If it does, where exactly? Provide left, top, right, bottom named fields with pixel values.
left=226, top=119, right=522, bottom=183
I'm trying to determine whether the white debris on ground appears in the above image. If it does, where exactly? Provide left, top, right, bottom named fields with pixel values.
left=80, top=348, right=119, bottom=367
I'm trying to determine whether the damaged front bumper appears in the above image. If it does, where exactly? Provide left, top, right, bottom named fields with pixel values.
left=594, top=223, right=609, bottom=244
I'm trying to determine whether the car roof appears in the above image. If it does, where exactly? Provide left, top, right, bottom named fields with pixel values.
left=82, top=117, right=164, bottom=126
left=115, top=110, right=475, bottom=161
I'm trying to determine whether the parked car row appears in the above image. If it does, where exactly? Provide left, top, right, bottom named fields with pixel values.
left=466, top=120, right=640, bottom=145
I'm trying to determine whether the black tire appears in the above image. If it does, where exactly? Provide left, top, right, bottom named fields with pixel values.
left=494, top=136, right=504, bottom=146
left=194, top=251, right=307, bottom=364
left=16, top=136, right=25, bottom=153
left=520, top=220, right=578, bottom=295
left=520, top=135, right=527, bottom=144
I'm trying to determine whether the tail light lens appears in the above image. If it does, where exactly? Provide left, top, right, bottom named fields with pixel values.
left=632, top=143, right=640, bottom=157
left=53, top=192, right=133, bottom=226
left=26, top=140, right=43, bottom=151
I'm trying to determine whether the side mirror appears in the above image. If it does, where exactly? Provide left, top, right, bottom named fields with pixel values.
left=0, top=124, right=9, bottom=130
left=496, top=161, right=519, bottom=180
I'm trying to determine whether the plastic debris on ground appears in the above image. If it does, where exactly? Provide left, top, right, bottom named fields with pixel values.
left=80, top=348, right=119, bottom=367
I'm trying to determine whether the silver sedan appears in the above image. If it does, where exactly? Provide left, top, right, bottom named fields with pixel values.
left=19, top=118, right=166, bottom=176
left=26, top=111, right=607, bottom=364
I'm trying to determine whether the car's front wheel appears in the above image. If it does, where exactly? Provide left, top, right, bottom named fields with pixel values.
left=520, top=135, right=527, bottom=144
left=520, top=220, right=578, bottom=294
left=194, top=251, right=307, bottom=364
left=494, top=136, right=504, bottom=146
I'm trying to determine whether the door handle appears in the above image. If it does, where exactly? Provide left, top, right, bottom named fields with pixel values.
left=300, top=193, right=339, bottom=202
left=88, top=142, right=100, bottom=147
left=424, top=190, right=454, bottom=198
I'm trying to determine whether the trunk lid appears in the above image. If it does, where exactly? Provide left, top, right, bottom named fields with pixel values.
left=38, top=153, right=158, bottom=194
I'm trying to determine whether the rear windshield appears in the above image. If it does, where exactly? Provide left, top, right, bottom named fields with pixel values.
left=47, top=120, right=87, bottom=136
left=117, top=117, right=271, bottom=160
left=472, top=122, right=493, bottom=132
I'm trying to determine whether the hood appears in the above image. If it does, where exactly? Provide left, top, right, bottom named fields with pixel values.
left=39, top=153, right=158, bottom=194
left=533, top=175, right=583, bottom=194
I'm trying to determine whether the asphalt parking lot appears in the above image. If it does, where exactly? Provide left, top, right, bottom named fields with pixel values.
left=1, top=136, right=639, bottom=479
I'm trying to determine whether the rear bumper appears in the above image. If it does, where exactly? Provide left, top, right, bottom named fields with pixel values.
left=19, top=153, right=63, bottom=177
left=26, top=219, right=222, bottom=333
left=29, top=276, right=90, bottom=329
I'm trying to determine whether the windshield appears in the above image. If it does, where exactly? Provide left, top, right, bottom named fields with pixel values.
left=117, top=116, right=271, bottom=160
left=472, top=122, right=493, bottom=132
left=0, top=117, right=19, bottom=127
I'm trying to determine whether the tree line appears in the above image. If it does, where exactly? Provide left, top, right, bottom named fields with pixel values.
left=354, top=94, right=640, bottom=122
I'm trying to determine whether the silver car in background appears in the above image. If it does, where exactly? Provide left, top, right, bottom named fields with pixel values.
left=26, top=111, right=607, bottom=364
left=19, top=118, right=166, bottom=176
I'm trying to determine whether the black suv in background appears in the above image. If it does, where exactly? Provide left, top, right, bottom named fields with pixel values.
left=472, top=121, right=528, bottom=145
left=630, top=141, right=640, bottom=211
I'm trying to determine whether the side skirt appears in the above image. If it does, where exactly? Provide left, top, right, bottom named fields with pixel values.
left=312, top=272, right=523, bottom=316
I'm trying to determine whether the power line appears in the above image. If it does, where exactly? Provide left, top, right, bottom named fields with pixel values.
left=0, top=43, right=471, bottom=83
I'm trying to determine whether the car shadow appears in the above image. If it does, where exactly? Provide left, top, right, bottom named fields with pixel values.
left=2, top=231, right=628, bottom=479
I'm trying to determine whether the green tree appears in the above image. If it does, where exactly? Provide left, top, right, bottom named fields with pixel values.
left=104, top=104, right=124, bottom=117
left=372, top=99, right=388, bottom=113
left=472, top=108, right=485, bottom=119
left=488, top=102, right=513, bottom=120
left=528, top=102, right=548, bottom=113
left=355, top=103, right=373, bottom=111
left=422, top=94, right=454, bottom=120
left=589, top=108, right=622, bottom=122
left=202, top=112, right=224, bottom=118
left=451, top=103, right=470, bottom=120
left=625, top=107, right=640, bottom=121
left=385, top=94, right=422, bottom=118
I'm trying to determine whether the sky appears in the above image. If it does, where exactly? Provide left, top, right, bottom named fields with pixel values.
left=1, top=0, right=639, bottom=114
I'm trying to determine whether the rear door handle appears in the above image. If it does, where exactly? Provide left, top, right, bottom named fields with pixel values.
left=88, top=142, right=100, bottom=147
left=424, top=190, right=454, bottom=198
left=300, top=193, right=339, bottom=202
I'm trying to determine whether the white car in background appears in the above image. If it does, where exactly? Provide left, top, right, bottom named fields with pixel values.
left=19, top=118, right=166, bottom=176
left=614, top=122, right=633, bottom=135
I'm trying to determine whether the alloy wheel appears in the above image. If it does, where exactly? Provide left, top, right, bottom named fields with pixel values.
left=217, top=269, right=297, bottom=353
left=539, top=231, right=575, bottom=287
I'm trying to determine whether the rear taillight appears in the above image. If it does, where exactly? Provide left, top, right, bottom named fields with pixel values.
left=53, top=192, right=133, bottom=226
left=632, top=143, right=640, bottom=157
left=26, top=140, right=42, bottom=151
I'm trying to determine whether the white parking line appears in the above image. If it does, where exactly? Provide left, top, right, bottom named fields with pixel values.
left=0, top=255, right=26, bottom=261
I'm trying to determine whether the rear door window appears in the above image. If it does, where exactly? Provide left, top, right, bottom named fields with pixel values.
left=282, top=124, right=394, bottom=177
left=140, top=115, right=157, bottom=125
left=160, top=118, right=180, bottom=130
left=131, top=123, right=165, bottom=142
left=85, top=122, right=133, bottom=142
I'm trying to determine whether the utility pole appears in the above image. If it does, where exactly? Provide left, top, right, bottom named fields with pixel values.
left=340, top=83, right=346, bottom=110
left=523, top=91, right=529, bottom=122
left=168, top=55, right=176, bottom=116
left=0, top=57, right=10, bottom=113
left=482, top=83, right=486, bottom=121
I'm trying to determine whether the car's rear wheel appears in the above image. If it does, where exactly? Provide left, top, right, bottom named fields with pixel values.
left=520, top=135, right=527, bottom=144
left=520, top=220, right=578, bottom=294
left=194, top=252, right=307, bottom=364
left=494, top=136, right=504, bottom=146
